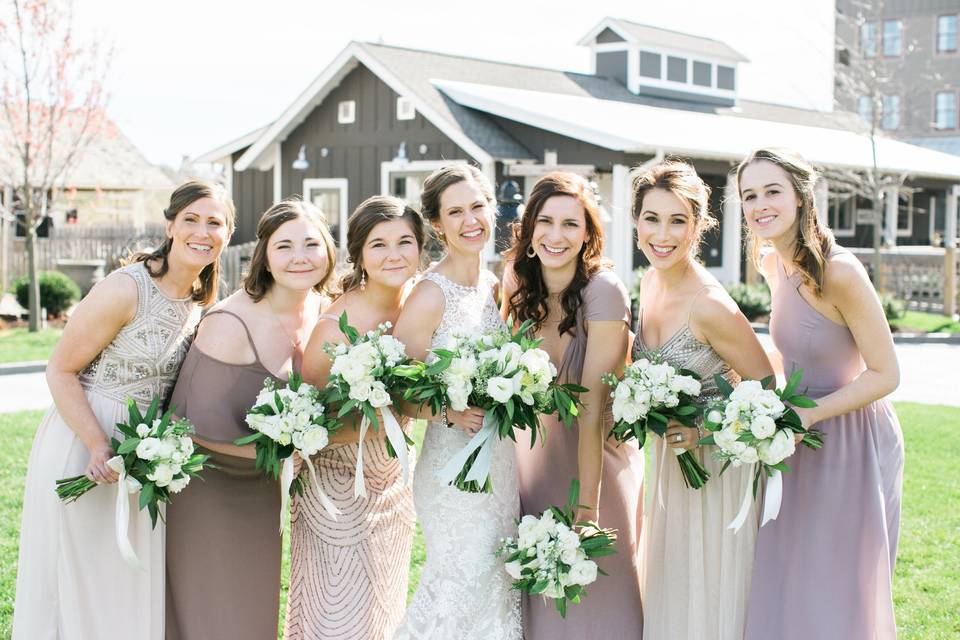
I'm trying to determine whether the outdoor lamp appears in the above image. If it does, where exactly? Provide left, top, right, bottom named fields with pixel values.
left=292, top=145, right=309, bottom=171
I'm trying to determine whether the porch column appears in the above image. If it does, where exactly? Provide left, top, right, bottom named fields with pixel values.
left=722, top=174, right=742, bottom=286
left=883, top=185, right=898, bottom=248
left=272, top=143, right=283, bottom=203
left=945, top=185, right=959, bottom=317
left=611, top=164, right=633, bottom=285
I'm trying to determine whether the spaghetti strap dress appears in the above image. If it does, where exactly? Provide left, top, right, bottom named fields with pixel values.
left=165, top=309, right=284, bottom=640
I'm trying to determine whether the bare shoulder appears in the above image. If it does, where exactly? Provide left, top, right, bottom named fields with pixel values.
left=693, top=286, right=742, bottom=325
left=823, top=250, right=871, bottom=298
left=404, top=276, right=445, bottom=311
left=76, top=269, right=140, bottom=323
left=310, top=313, right=345, bottom=346
left=194, top=294, right=257, bottom=364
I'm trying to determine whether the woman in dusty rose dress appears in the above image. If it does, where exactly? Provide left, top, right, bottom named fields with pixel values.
left=13, top=181, right=233, bottom=640
left=165, top=198, right=336, bottom=640
left=738, top=148, right=903, bottom=640
left=629, top=162, right=774, bottom=640
left=286, top=196, right=423, bottom=640
left=503, top=172, right=643, bottom=639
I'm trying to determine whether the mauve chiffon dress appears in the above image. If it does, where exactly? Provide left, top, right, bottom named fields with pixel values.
left=515, top=270, right=645, bottom=640
left=745, top=256, right=904, bottom=640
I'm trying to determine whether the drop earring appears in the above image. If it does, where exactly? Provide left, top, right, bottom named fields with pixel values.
left=360, top=270, right=366, bottom=292
left=526, top=244, right=537, bottom=258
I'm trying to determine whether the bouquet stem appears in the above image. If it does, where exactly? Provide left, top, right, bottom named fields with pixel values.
left=55, top=474, right=97, bottom=503
left=451, top=448, right=493, bottom=494
left=676, top=451, right=710, bottom=489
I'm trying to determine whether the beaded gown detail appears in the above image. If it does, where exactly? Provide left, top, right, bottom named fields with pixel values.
left=392, top=270, right=522, bottom=640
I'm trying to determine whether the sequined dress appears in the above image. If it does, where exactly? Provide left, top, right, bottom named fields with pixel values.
left=392, top=270, right=522, bottom=640
left=13, top=262, right=200, bottom=640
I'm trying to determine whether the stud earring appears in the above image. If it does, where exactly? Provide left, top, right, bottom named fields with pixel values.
left=526, top=244, right=537, bottom=258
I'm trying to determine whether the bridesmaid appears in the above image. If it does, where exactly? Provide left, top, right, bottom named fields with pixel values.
left=13, top=181, right=233, bottom=640
left=630, top=162, right=773, bottom=639
left=165, top=198, right=336, bottom=640
left=285, top=196, right=422, bottom=639
left=738, top=148, right=904, bottom=640
left=502, top=171, right=644, bottom=639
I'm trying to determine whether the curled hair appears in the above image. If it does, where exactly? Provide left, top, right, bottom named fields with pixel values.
left=630, top=160, right=717, bottom=259
left=126, top=180, right=236, bottom=306
left=503, top=171, right=609, bottom=335
left=339, top=195, right=425, bottom=293
left=419, top=164, right=495, bottom=243
left=736, top=148, right=835, bottom=296
left=243, top=197, right=337, bottom=302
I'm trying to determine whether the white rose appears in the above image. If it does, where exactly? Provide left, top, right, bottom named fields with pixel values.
left=706, top=409, right=724, bottom=425
left=542, top=581, right=565, bottom=599
left=730, top=380, right=763, bottom=403
left=368, top=382, right=391, bottom=408
left=135, top=437, right=162, bottom=461
left=738, top=446, right=760, bottom=464
left=297, top=427, right=329, bottom=456
left=651, top=386, right=668, bottom=404
left=645, top=363, right=671, bottom=385
left=724, top=401, right=743, bottom=422
left=620, top=404, right=641, bottom=425
left=147, top=463, right=175, bottom=487
left=750, top=415, right=777, bottom=440
left=517, top=514, right=541, bottom=549
left=613, top=382, right=632, bottom=402
left=713, top=427, right=739, bottom=452
left=758, top=429, right=796, bottom=465
left=254, top=388, right=275, bottom=410
left=754, top=391, right=786, bottom=417
left=135, top=423, right=151, bottom=438
left=486, top=376, right=515, bottom=404
left=663, top=393, right=680, bottom=408
left=349, top=380, right=373, bottom=402
left=504, top=560, right=523, bottom=580
left=167, top=475, right=190, bottom=494
left=446, top=385, right=470, bottom=412
left=568, top=560, right=598, bottom=586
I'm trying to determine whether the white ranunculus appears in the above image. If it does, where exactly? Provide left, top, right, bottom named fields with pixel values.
left=298, top=427, right=329, bottom=456
left=750, top=414, right=777, bottom=440
left=504, top=560, right=523, bottom=580
left=148, top=463, right=175, bottom=487
left=754, top=390, right=786, bottom=417
left=167, top=475, right=190, bottom=494
left=758, top=429, right=796, bottom=465
left=349, top=380, right=373, bottom=402
left=368, top=382, right=392, bottom=408
left=724, top=401, right=743, bottom=422
left=486, top=376, right=515, bottom=404
left=568, top=559, right=598, bottom=586
left=135, top=422, right=151, bottom=438
left=738, top=446, right=760, bottom=464
left=730, top=380, right=763, bottom=403
left=707, top=409, right=724, bottom=425
left=713, top=427, right=739, bottom=452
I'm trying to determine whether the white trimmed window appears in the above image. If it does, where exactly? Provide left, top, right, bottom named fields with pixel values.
left=861, top=22, right=878, bottom=58
left=337, top=100, right=356, bottom=124
left=881, top=95, right=900, bottom=130
left=937, top=15, right=957, bottom=54
left=935, top=91, right=957, bottom=129
left=829, top=194, right=856, bottom=237
left=897, top=190, right=913, bottom=237
left=396, top=96, right=415, bottom=121
left=858, top=95, right=874, bottom=123
left=882, top=20, right=902, bottom=57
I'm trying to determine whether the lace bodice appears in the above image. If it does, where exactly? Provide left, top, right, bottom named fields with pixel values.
left=393, top=269, right=521, bottom=640
left=78, top=262, right=201, bottom=408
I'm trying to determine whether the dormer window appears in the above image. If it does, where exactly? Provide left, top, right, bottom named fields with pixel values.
left=717, top=66, right=735, bottom=91
left=667, top=56, right=687, bottom=83
left=337, top=100, right=356, bottom=124
left=639, top=51, right=661, bottom=79
left=693, top=61, right=712, bottom=87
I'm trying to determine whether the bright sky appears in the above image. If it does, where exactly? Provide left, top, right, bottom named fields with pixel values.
left=76, top=0, right=835, bottom=167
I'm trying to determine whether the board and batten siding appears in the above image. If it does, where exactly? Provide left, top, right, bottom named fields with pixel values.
left=231, top=147, right=274, bottom=244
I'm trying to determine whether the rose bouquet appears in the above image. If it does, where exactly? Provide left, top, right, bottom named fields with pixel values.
left=398, top=319, right=585, bottom=493
left=235, top=373, right=341, bottom=520
left=603, top=356, right=709, bottom=489
left=699, top=369, right=823, bottom=531
left=496, top=479, right=617, bottom=618
left=323, top=312, right=415, bottom=498
left=56, top=396, right=208, bottom=567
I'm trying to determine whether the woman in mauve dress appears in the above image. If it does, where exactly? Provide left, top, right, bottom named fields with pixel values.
left=502, top=171, right=644, bottom=640
left=286, top=196, right=422, bottom=640
left=14, top=181, right=233, bottom=640
left=165, top=198, right=336, bottom=640
left=737, top=148, right=904, bottom=640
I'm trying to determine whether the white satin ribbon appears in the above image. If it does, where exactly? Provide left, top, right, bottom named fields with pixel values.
left=437, top=411, right=497, bottom=488
left=655, top=438, right=668, bottom=510
left=279, top=456, right=294, bottom=532
left=303, top=455, right=339, bottom=519
left=727, top=465, right=756, bottom=533
left=760, top=470, right=783, bottom=527
left=353, top=415, right=370, bottom=498
left=106, top=455, right=143, bottom=570
left=380, top=406, right=410, bottom=485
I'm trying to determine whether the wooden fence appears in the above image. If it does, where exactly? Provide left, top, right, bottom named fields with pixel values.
left=850, top=247, right=959, bottom=313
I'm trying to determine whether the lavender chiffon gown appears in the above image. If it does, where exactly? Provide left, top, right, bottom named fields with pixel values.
left=745, top=256, right=904, bottom=640
left=515, top=271, right=644, bottom=640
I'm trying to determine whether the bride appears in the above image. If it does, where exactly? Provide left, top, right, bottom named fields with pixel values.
left=392, top=165, right=521, bottom=640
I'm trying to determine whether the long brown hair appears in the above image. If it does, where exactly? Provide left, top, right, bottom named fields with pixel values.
left=127, top=180, right=235, bottom=306
left=419, top=164, right=495, bottom=241
left=504, top=172, right=608, bottom=335
left=631, top=160, right=717, bottom=258
left=243, top=197, right=337, bottom=302
left=339, top=195, right=425, bottom=293
left=736, top=148, right=835, bottom=296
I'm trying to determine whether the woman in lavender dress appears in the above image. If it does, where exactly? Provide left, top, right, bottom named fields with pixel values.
left=503, top=172, right=643, bottom=639
left=738, top=148, right=904, bottom=640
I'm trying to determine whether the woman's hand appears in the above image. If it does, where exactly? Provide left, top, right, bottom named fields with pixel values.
left=663, top=420, right=700, bottom=451
left=792, top=406, right=817, bottom=443
left=446, top=406, right=486, bottom=436
left=85, top=439, right=120, bottom=484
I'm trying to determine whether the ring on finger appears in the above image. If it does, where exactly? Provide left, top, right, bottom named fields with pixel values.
left=671, top=433, right=684, bottom=444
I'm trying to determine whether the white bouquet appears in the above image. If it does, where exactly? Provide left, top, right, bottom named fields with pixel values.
left=236, top=373, right=341, bottom=520
left=323, top=312, right=414, bottom=498
left=496, top=480, right=617, bottom=618
left=56, top=396, right=208, bottom=567
left=701, top=369, right=823, bottom=531
left=603, top=356, right=709, bottom=489
left=398, top=319, right=584, bottom=493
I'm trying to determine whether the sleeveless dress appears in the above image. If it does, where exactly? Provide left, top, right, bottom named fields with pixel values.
left=635, top=285, right=756, bottom=640
left=745, top=256, right=904, bottom=640
left=284, top=313, right=417, bottom=640
left=165, top=310, right=284, bottom=640
left=393, top=270, right=522, bottom=640
left=515, top=270, right=645, bottom=639
left=13, top=262, right=199, bottom=640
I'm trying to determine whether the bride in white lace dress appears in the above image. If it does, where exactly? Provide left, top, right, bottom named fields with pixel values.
left=392, top=165, right=521, bottom=640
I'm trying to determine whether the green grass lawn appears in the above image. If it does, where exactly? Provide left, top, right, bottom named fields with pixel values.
left=0, top=328, right=62, bottom=364
left=891, top=311, right=960, bottom=334
left=1, top=407, right=957, bottom=638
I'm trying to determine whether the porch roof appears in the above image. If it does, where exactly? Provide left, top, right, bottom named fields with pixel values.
left=434, top=80, right=960, bottom=181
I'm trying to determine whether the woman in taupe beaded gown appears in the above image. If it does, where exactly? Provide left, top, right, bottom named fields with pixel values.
left=13, top=181, right=233, bottom=640
left=286, top=196, right=423, bottom=640
left=630, top=162, right=773, bottom=640
left=165, top=198, right=336, bottom=640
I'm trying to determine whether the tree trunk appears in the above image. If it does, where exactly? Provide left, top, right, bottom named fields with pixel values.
left=26, top=221, right=41, bottom=332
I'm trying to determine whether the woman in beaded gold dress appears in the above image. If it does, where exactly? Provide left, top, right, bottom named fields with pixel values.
left=286, top=196, right=423, bottom=640
left=630, top=162, right=773, bottom=640
left=13, top=181, right=234, bottom=640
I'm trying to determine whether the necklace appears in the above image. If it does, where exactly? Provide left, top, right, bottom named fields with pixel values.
left=267, top=295, right=302, bottom=349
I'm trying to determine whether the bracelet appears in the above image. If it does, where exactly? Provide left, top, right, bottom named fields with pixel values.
left=695, top=424, right=704, bottom=445
left=440, top=402, right=449, bottom=428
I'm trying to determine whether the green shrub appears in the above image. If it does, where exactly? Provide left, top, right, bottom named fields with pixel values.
left=13, top=271, right=81, bottom=318
left=880, top=292, right=906, bottom=323
left=727, top=282, right=771, bottom=321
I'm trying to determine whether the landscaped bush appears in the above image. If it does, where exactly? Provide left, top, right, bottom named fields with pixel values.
left=880, top=292, right=907, bottom=324
left=13, top=271, right=81, bottom=318
left=726, top=282, right=771, bottom=321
